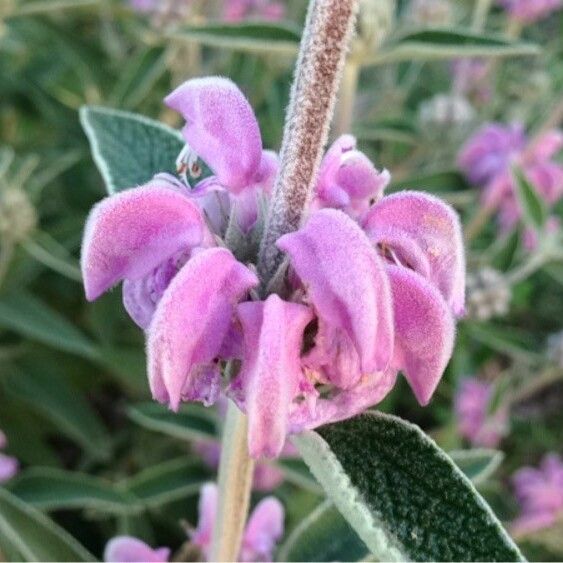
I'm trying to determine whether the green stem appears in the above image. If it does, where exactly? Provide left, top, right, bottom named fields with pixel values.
left=210, top=400, right=255, bottom=562
left=334, top=60, right=360, bottom=137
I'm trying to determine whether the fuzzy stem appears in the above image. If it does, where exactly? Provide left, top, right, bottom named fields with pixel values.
left=257, top=0, right=359, bottom=288
left=210, top=400, right=255, bottom=562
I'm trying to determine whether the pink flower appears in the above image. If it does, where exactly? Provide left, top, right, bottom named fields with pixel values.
left=0, top=430, right=19, bottom=483
left=450, top=59, right=492, bottom=104
left=82, top=76, right=465, bottom=459
left=104, top=537, right=170, bottom=562
left=497, top=0, right=562, bottom=23
left=223, top=0, right=285, bottom=22
left=454, top=378, right=509, bottom=448
left=511, top=454, right=563, bottom=536
left=458, top=123, right=563, bottom=237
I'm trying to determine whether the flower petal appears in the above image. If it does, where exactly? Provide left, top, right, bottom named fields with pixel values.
left=0, top=453, right=19, bottom=483
left=165, top=77, right=262, bottom=192
left=316, top=135, right=389, bottom=214
left=103, top=537, right=170, bottom=563
left=363, top=191, right=466, bottom=316
left=81, top=182, right=204, bottom=301
left=190, top=482, right=218, bottom=560
left=147, top=247, right=258, bottom=411
left=235, top=295, right=313, bottom=458
left=387, top=264, right=455, bottom=405
left=240, top=497, right=284, bottom=562
left=277, top=209, right=394, bottom=388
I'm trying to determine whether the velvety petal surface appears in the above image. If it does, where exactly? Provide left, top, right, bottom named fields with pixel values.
left=81, top=182, right=204, bottom=301
left=165, top=77, right=262, bottom=192
left=278, top=209, right=394, bottom=388
left=387, top=265, right=455, bottom=405
left=235, top=295, right=313, bottom=458
left=240, top=497, right=285, bottom=562
left=103, top=537, right=170, bottom=563
left=147, top=247, right=258, bottom=410
left=363, top=191, right=466, bottom=316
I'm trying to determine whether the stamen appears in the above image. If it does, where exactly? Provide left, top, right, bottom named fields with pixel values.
left=175, top=143, right=201, bottom=186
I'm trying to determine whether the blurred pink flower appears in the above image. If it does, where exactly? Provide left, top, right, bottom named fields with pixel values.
left=223, top=0, right=285, bottom=22
left=458, top=123, right=563, bottom=237
left=454, top=378, right=509, bottom=447
left=82, top=76, right=465, bottom=459
left=511, top=454, right=563, bottom=536
left=450, top=58, right=492, bottom=104
left=497, top=0, right=562, bottom=23
left=104, top=537, right=170, bottom=562
left=0, top=430, right=19, bottom=483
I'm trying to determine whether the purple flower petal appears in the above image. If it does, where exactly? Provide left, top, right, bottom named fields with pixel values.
left=240, top=497, right=284, bottom=562
left=235, top=295, right=313, bottom=458
left=103, top=537, right=170, bottom=563
left=0, top=453, right=19, bottom=483
left=278, top=209, right=394, bottom=388
left=147, top=247, right=258, bottom=411
left=81, top=182, right=205, bottom=301
left=363, top=191, right=466, bottom=316
left=387, top=265, right=455, bottom=405
left=165, top=77, right=262, bottom=192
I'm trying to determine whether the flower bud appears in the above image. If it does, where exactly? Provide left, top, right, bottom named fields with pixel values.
left=466, top=267, right=511, bottom=321
left=0, top=188, right=37, bottom=244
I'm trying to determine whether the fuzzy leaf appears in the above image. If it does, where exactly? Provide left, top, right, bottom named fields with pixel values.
left=449, top=449, right=504, bottom=485
left=293, top=412, right=524, bottom=562
left=79, top=106, right=184, bottom=194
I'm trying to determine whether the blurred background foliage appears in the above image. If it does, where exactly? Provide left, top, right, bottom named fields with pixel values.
left=0, top=0, right=562, bottom=560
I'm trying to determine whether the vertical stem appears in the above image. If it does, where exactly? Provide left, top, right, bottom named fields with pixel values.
left=334, top=60, right=360, bottom=137
left=257, top=0, right=359, bottom=288
left=471, top=0, right=493, bottom=31
left=210, top=401, right=255, bottom=562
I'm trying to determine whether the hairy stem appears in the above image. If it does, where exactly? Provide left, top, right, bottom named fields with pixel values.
left=257, top=0, right=359, bottom=288
left=210, top=400, right=255, bottom=562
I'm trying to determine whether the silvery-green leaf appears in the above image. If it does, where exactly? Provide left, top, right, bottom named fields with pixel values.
left=293, top=412, right=524, bottom=562
left=512, top=167, right=547, bottom=232
left=79, top=106, right=184, bottom=194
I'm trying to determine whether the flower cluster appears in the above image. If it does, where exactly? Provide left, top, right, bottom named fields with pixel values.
left=511, top=454, right=563, bottom=536
left=497, top=0, right=562, bottom=24
left=0, top=429, right=19, bottom=483
left=104, top=483, right=284, bottom=562
left=81, top=77, right=465, bottom=458
left=458, top=122, right=563, bottom=246
left=454, top=378, right=509, bottom=447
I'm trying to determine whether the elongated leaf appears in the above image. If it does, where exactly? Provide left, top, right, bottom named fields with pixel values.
left=279, top=500, right=369, bottom=562
left=6, top=361, right=111, bottom=460
left=121, top=459, right=209, bottom=508
left=0, top=292, right=97, bottom=359
left=392, top=169, right=470, bottom=193
left=293, top=412, right=524, bottom=562
left=8, top=468, right=137, bottom=515
left=79, top=106, right=184, bottom=194
left=465, top=322, right=539, bottom=361
left=366, top=28, right=540, bottom=66
left=276, top=458, right=322, bottom=493
left=170, top=21, right=301, bottom=55
left=0, top=487, right=95, bottom=561
left=449, top=449, right=504, bottom=485
left=127, top=402, right=219, bottom=442
left=512, top=167, right=547, bottom=231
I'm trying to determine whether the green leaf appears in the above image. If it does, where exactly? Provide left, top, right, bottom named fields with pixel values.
left=367, top=28, right=540, bottom=66
left=0, top=292, right=97, bottom=359
left=122, top=458, right=209, bottom=508
left=279, top=500, right=369, bottom=562
left=127, top=402, right=219, bottom=442
left=449, top=449, right=504, bottom=485
left=276, top=458, right=322, bottom=493
left=293, top=412, right=524, bottom=562
left=8, top=468, right=138, bottom=515
left=0, top=487, right=95, bottom=561
left=512, top=167, right=547, bottom=231
left=6, top=360, right=111, bottom=460
left=391, top=169, right=470, bottom=193
left=79, top=106, right=184, bottom=194
left=170, top=21, right=301, bottom=56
